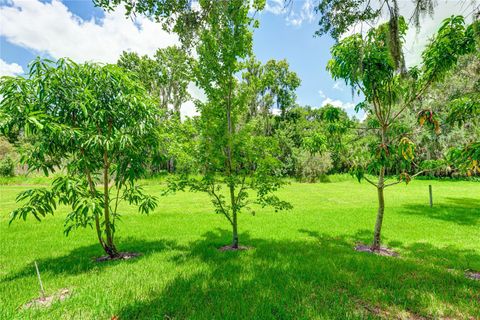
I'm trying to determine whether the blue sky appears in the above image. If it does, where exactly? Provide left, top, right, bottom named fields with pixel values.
left=0, top=0, right=475, bottom=119
left=254, top=7, right=351, bottom=109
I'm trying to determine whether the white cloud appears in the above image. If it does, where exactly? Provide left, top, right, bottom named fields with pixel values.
left=265, top=0, right=315, bottom=27
left=271, top=108, right=282, bottom=116
left=318, top=89, right=326, bottom=99
left=332, top=81, right=344, bottom=91
left=0, top=0, right=197, bottom=117
left=338, top=1, right=478, bottom=67
left=321, top=97, right=355, bottom=110
left=180, top=101, right=197, bottom=120
left=180, top=83, right=205, bottom=120
left=401, top=1, right=477, bottom=67
left=0, top=58, right=23, bottom=76
left=360, top=111, right=368, bottom=122
left=286, top=0, right=315, bottom=27
left=264, top=0, right=285, bottom=15
left=319, top=95, right=364, bottom=120
left=0, top=0, right=179, bottom=63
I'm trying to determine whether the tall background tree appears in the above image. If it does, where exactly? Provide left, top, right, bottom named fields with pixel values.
left=117, top=46, right=193, bottom=119
left=117, top=46, right=193, bottom=173
left=419, top=17, right=480, bottom=176
left=0, top=59, right=159, bottom=258
left=242, top=57, right=301, bottom=135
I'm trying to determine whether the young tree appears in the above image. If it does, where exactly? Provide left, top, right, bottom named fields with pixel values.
left=0, top=59, right=159, bottom=258
left=171, top=0, right=291, bottom=249
left=327, top=16, right=478, bottom=251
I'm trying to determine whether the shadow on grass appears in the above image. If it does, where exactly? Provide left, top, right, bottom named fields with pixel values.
left=2, top=237, right=183, bottom=282
left=399, top=197, right=479, bottom=225
left=116, top=229, right=480, bottom=320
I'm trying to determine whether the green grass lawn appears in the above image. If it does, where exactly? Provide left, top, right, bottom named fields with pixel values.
left=0, top=176, right=479, bottom=319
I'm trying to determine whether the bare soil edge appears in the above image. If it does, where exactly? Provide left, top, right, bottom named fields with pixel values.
left=218, top=245, right=253, bottom=252
left=465, top=271, right=480, bottom=280
left=23, top=288, right=71, bottom=309
left=95, top=252, right=141, bottom=262
left=354, top=244, right=399, bottom=257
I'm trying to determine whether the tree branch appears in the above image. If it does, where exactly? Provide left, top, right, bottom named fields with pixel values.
left=363, top=175, right=378, bottom=188
left=384, top=170, right=427, bottom=188
left=210, top=183, right=233, bottom=225
left=389, top=78, right=433, bottom=126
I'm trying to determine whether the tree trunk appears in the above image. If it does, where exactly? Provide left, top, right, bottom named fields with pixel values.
left=226, top=77, right=239, bottom=248
left=85, top=169, right=109, bottom=254
left=227, top=129, right=239, bottom=248
left=103, top=150, right=118, bottom=257
left=232, top=209, right=238, bottom=248
left=372, top=122, right=388, bottom=251
left=168, top=158, right=175, bottom=173
left=94, top=215, right=106, bottom=251
left=372, top=166, right=385, bottom=251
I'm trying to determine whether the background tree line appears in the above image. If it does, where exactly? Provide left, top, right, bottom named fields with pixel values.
left=1, top=52, right=479, bottom=181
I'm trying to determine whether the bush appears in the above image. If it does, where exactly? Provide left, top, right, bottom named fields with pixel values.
left=0, top=156, right=15, bottom=177
left=296, top=151, right=333, bottom=183
left=0, top=137, right=13, bottom=158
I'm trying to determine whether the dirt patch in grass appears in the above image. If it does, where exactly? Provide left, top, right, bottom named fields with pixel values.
left=23, top=288, right=71, bottom=309
left=465, top=271, right=480, bottom=280
left=354, top=244, right=398, bottom=257
left=218, top=245, right=253, bottom=252
left=355, top=299, right=427, bottom=320
left=95, top=252, right=141, bottom=262
left=360, top=303, right=392, bottom=318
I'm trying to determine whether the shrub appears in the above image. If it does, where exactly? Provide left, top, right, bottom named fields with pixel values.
left=0, top=137, right=13, bottom=158
left=0, top=156, right=15, bottom=177
left=296, top=151, right=333, bottom=183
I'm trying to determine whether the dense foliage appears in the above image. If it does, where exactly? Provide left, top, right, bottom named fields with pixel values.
left=0, top=0, right=478, bottom=257
left=117, top=46, right=193, bottom=119
left=0, top=2, right=479, bottom=319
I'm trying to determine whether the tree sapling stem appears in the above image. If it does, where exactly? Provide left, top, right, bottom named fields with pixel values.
left=34, top=261, right=45, bottom=298
left=429, top=185, right=433, bottom=208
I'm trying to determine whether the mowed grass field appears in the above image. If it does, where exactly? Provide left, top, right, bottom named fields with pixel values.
left=0, top=176, right=479, bottom=319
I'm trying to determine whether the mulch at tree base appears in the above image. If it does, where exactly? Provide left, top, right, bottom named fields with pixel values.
left=95, top=252, right=141, bottom=262
left=218, top=245, right=253, bottom=252
left=465, top=271, right=480, bottom=280
left=354, top=244, right=398, bottom=257
left=23, top=288, right=71, bottom=309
